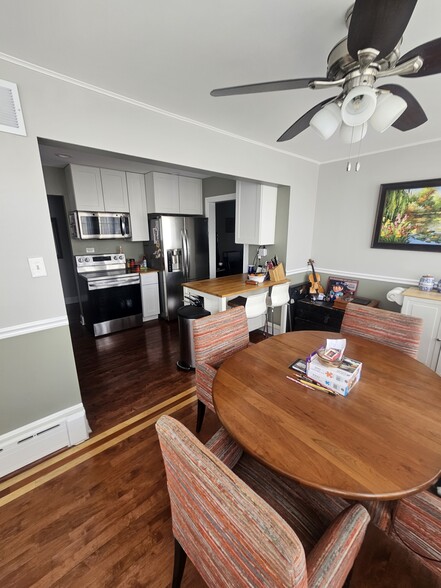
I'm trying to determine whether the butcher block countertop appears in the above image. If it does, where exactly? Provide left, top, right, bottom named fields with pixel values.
left=182, top=274, right=289, bottom=298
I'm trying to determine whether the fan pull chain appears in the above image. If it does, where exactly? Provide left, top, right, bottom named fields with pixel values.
left=346, top=126, right=354, bottom=172
left=345, top=126, right=363, bottom=172
left=355, top=131, right=363, bottom=172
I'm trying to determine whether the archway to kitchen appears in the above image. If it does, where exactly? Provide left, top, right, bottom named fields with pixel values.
left=38, top=139, right=287, bottom=435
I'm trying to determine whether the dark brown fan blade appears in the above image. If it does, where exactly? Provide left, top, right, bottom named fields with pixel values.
left=210, top=77, right=329, bottom=97
left=277, top=97, right=337, bottom=142
left=378, top=84, right=427, bottom=130
left=348, top=0, right=417, bottom=61
left=398, top=37, right=441, bottom=77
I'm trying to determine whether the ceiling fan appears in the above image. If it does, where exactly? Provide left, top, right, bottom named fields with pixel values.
left=210, top=0, right=441, bottom=144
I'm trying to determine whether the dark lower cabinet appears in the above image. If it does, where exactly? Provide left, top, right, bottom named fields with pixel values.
left=293, top=299, right=344, bottom=333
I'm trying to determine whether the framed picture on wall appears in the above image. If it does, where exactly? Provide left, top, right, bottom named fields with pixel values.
left=372, top=179, right=441, bottom=252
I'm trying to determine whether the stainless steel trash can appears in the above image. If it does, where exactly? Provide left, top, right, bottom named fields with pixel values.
left=176, top=305, right=211, bottom=371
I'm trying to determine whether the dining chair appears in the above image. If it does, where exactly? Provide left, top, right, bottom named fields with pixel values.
left=267, top=281, right=291, bottom=335
left=390, top=489, right=441, bottom=575
left=193, top=306, right=250, bottom=432
left=156, top=416, right=371, bottom=588
left=340, top=303, right=423, bottom=358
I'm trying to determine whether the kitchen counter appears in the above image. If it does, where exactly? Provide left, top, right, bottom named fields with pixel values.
left=403, top=287, right=441, bottom=301
left=182, top=273, right=288, bottom=298
left=182, top=273, right=289, bottom=333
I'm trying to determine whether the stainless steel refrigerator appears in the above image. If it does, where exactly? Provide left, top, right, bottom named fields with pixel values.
left=145, top=214, right=209, bottom=320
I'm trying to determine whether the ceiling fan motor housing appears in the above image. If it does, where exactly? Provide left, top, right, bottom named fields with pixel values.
left=326, top=37, right=401, bottom=81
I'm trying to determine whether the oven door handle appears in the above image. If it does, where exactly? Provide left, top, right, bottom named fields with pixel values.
left=88, top=277, right=140, bottom=290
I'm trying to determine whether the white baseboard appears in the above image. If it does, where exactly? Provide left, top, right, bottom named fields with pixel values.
left=0, top=404, right=89, bottom=478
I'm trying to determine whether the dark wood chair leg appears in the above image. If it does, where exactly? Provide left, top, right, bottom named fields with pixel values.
left=171, top=538, right=187, bottom=588
left=196, top=400, right=206, bottom=433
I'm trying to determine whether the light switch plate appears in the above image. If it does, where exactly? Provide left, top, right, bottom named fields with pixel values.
left=28, top=257, right=47, bottom=278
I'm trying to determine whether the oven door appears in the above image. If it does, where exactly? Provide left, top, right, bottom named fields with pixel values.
left=85, top=276, right=142, bottom=336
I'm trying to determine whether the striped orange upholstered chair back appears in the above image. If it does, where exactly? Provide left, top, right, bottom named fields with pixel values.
left=193, top=306, right=249, bottom=365
left=341, top=303, right=423, bottom=358
left=193, top=306, right=250, bottom=432
left=156, top=416, right=370, bottom=588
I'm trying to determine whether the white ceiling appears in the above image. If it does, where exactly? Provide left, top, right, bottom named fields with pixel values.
left=2, top=0, right=441, bottom=164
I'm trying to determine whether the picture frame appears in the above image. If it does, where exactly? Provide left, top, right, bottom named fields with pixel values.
left=326, top=277, right=358, bottom=300
left=371, top=179, right=441, bottom=252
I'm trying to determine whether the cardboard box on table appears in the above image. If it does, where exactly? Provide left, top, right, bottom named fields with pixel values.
left=306, top=354, right=362, bottom=396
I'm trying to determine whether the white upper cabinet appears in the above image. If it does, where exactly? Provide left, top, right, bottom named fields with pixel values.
left=145, top=172, right=179, bottom=213
left=66, top=164, right=104, bottom=211
left=126, top=172, right=149, bottom=241
left=100, top=168, right=129, bottom=212
left=235, top=181, right=277, bottom=245
left=65, top=164, right=129, bottom=212
left=145, top=172, right=202, bottom=215
left=178, top=176, right=203, bottom=214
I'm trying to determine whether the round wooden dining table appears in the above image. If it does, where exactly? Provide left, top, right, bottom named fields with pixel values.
left=212, top=331, right=441, bottom=501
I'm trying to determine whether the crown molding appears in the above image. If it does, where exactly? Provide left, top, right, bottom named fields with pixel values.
left=0, top=52, right=318, bottom=165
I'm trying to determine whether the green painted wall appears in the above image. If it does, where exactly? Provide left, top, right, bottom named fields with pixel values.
left=0, top=327, right=82, bottom=433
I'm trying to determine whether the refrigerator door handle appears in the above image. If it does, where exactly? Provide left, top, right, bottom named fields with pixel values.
left=184, top=229, right=191, bottom=279
left=181, top=229, right=189, bottom=280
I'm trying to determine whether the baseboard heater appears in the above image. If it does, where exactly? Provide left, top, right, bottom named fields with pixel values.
left=0, top=404, right=89, bottom=478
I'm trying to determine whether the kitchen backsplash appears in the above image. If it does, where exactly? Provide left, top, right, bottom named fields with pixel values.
left=70, top=238, right=144, bottom=260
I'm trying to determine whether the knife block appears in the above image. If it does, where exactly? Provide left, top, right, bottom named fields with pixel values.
left=269, top=263, right=285, bottom=282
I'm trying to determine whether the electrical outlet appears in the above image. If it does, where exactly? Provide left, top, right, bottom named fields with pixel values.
left=258, top=247, right=267, bottom=257
left=86, top=247, right=95, bottom=253
left=28, top=257, right=47, bottom=278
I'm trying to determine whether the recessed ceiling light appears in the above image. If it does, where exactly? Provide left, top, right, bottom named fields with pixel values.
left=56, top=153, right=72, bottom=159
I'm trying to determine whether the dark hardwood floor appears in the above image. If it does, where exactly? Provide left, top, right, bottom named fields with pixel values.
left=0, top=311, right=436, bottom=587
left=67, top=305, right=197, bottom=434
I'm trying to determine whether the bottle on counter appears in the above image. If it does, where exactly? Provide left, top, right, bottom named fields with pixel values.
left=142, top=256, right=148, bottom=269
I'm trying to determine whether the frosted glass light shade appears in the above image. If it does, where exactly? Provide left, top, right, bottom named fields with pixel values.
left=309, top=103, right=341, bottom=139
left=341, top=87, right=377, bottom=126
left=370, top=93, right=407, bottom=132
left=339, top=122, right=367, bottom=144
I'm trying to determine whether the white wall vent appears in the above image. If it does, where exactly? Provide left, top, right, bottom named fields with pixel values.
left=0, top=79, right=27, bottom=136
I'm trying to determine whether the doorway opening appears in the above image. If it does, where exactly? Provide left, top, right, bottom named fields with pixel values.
left=215, top=200, right=243, bottom=277
left=47, top=195, right=78, bottom=308
left=205, top=194, right=248, bottom=278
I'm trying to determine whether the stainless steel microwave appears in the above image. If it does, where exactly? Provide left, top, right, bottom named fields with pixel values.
left=69, top=211, right=131, bottom=240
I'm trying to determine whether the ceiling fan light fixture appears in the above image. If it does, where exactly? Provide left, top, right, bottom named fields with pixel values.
left=341, top=86, right=377, bottom=126
left=309, top=102, right=341, bottom=140
left=340, top=121, right=367, bottom=144
left=369, top=92, right=407, bottom=133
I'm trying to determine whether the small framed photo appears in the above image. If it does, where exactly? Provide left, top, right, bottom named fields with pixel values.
left=326, top=277, right=358, bottom=301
